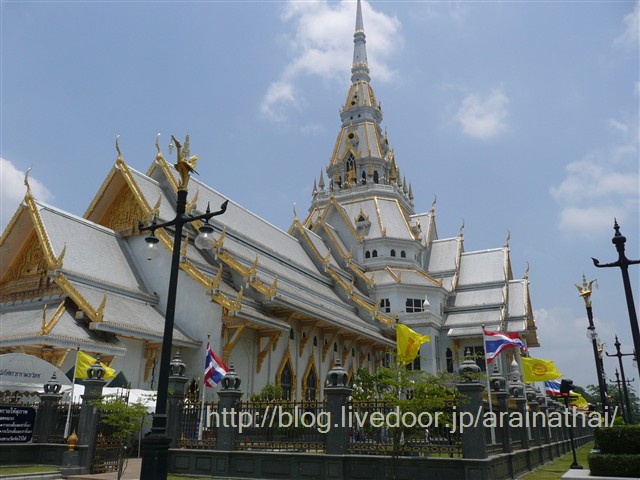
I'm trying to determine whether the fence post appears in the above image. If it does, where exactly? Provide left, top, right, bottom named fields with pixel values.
left=325, top=358, right=352, bottom=455
left=526, top=385, right=542, bottom=447
left=34, top=373, right=63, bottom=443
left=166, top=351, right=188, bottom=448
left=456, top=356, right=487, bottom=459
left=538, top=394, right=551, bottom=445
left=507, top=358, right=529, bottom=450
left=490, top=364, right=512, bottom=453
left=215, top=364, right=242, bottom=451
left=77, top=357, right=107, bottom=473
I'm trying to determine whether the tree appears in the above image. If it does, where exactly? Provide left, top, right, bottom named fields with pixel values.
left=92, top=395, right=150, bottom=480
left=352, top=360, right=458, bottom=478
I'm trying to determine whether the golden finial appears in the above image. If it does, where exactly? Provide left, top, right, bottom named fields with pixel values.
left=575, top=274, right=595, bottom=308
left=318, top=170, right=325, bottom=190
left=67, top=430, right=79, bottom=451
left=214, top=226, right=226, bottom=250
left=115, top=135, right=123, bottom=161
left=210, top=267, right=222, bottom=292
left=293, top=202, right=298, bottom=220
left=151, top=194, right=162, bottom=219
left=524, top=262, right=530, bottom=279
left=171, top=135, right=198, bottom=190
left=459, top=218, right=465, bottom=236
left=154, top=133, right=165, bottom=162
left=505, top=229, right=511, bottom=248
left=249, top=256, right=259, bottom=278
left=431, top=195, right=437, bottom=212
left=312, top=179, right=318, bottom=196
left=24, top=167, right=33, bottom=196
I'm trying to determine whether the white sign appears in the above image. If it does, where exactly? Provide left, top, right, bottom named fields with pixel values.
left=0, top=353, right=72, bottom=392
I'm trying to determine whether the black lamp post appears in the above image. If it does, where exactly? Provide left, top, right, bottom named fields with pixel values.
left=606, top=335, right=635, bottom=424
left=560, top=378, right=582, bottom=470
left=139, top=135, right=227, bottom=480
left=576, top=275, right=610, bottom=417
left=609, top=369, right=627, bottom=423
left=592, top=220, right=640, bottom=374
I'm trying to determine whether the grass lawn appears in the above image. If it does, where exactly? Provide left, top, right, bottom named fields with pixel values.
left=518, top=442, right=594, bottom=479
left=0, top=465, right=59, bottom=476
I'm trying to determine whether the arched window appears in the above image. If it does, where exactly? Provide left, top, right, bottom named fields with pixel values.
left=372, top=250, right=378, bottom=258
left=390, top=249, right=396, bottom=257
left=290, top=329, right=294, bottom=340
left=305, top=364, right=317, bottom=401
left=281, top=360, right=293, bottom=400
left=361, top=171, right=366, bottom=184
left=334, top=342, right=338, bottom=353
left=365, top=251, right=371, bottom=259
left=373, top=171, right=379, bottom=183
left=400, top=251, right=406, bottom=258
left=313, top=336, right=318, bottom=347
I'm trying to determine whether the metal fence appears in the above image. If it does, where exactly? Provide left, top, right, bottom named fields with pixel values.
left=235, top=400, right=326, bottom=452
left=348, top=400, right=462, bottom=457
left=177, top=401, right=217, bottom=449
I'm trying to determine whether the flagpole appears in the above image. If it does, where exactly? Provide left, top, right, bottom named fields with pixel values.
left=64, top=347, right=79, bottom=439
left=482, top=326, right=496, bottom=445
left=197, top=333, right=210, bottom=441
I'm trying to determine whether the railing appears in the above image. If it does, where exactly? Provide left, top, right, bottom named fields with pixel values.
left=49, top=402, right=81, bottom=443
left=177, top=401, right=217, bottom=449
left=235, top=400, right=326, bottom=452
left=348, top=400, right=462, bottom=457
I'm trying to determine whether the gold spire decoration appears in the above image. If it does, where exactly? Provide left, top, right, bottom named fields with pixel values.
left=115, top=135, right=123, bottom=163
left=171, top=135, right=199, bottom=190
left=505, top=229, right=511, bottom=248
left=408, top=183, right=413, bottom=201
left=40, top=304, right=47, bottom=335
left=459, top=218, right=465, bottom=237
left=318, top=170, right=325, bottom=190
left=431, top=195, right=437, bottom=213
left=575, top=274, right=596, bottom=308
left=312, top=179, right=318, bottom=196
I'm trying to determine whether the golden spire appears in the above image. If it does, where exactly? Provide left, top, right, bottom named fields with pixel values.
left=459, top=218, right=465, bottom=237
left=431, top=195, right=437, bottom=214
left=408, top=183, right=413, bottom=201
left=575, top=274, right=596, bottom=308
left=312, top=179, right=318, bottom=197
left=318, top=170, right=325, bottom=190
left=505, top=229, right=511, bottom=248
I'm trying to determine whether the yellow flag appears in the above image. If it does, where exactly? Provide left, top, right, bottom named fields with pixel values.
left=569, top=392, right=589, bottom=410
left=396, top=324, right=430, bottom=365
left=75, top=350, right=116, bottom=379
left=521, top=357, right=562, bottom=382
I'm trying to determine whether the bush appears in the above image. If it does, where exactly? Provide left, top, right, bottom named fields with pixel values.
left=588, top=453, right=640, bottom=477
left=594, top=426, right=640, bottom=454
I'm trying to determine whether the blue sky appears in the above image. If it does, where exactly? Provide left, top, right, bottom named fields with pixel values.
left=2, top=1, right=638, bottom=389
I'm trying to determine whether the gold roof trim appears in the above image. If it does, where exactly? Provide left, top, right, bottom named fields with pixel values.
left=23, top=187, right=63, bottom=270
left=257, top=330, right=282, bottom=374
left=40, top=301, right=65, bottom=336
left=115, top=153, right=154, bottom=220
left=53, top=274, right=104, bottom=323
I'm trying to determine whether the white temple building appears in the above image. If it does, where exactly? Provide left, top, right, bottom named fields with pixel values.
left=0, top=0, right=538, bottom=400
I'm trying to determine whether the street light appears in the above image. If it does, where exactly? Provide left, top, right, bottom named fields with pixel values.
left=606, top=335, right=635, bottom=424
left=139, top=135, right=228, bottom=480
left=560, top=379, right=582, bottom=470
left=576, top=275, right=610, bottom=417
left=592, top=220, right=640, bottom=374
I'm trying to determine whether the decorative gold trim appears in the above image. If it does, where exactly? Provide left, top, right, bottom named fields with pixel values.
left=143, top=343, right=160, bottom=382
left=322, top=328, right=339, bottom=362
left=257, top=330, right=282, bottom=374
left=221, top=320, right=245, bottom=364
left=298, top=321, right=318, bottom=358
left=53, top=274, right=104, bottom=323
left=23, top=190, right=62, bottom=270
left=40, top=301, right=65, bottom=336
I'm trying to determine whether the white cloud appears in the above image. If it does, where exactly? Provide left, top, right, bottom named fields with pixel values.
left=261, top=0, right=402, bottom=122
left=455, top=88, right=510, bottom=140
left=550, top=118, right=639, bottom=237
left=614, top=1, right=639, bottom=48
left=1, top=157, right=53, bottom=232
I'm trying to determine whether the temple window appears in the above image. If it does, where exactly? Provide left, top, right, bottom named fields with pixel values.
left=405, top=298, right=424, bottom=313
left=379, top=298, right=390, bottom=313
left=390, top=249, right=396, bottom=257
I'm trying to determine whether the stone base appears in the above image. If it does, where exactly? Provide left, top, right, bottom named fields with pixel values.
left=562, top=469, right=640, bottom=480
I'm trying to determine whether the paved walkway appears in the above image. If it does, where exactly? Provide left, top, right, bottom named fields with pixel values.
left=66, top=459, right=141, bottom=480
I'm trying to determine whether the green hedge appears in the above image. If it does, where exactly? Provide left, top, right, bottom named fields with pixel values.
left=588, top=453, right=640, bottom=477
left=594, top=426, right=640, bottom=454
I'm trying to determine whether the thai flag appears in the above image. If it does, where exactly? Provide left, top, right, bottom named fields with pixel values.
left=484, top=330, right=526, bottom=364
left=204, top=342, right=228, bottom=387
left=545, top=380, right=562, bottom=396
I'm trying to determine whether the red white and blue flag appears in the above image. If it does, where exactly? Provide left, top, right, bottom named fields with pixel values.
left=204, top=342, right=228, bottom=387
left=484, top=330, right=526, bottom=364
left=545, top=380, right=562, bottom=396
